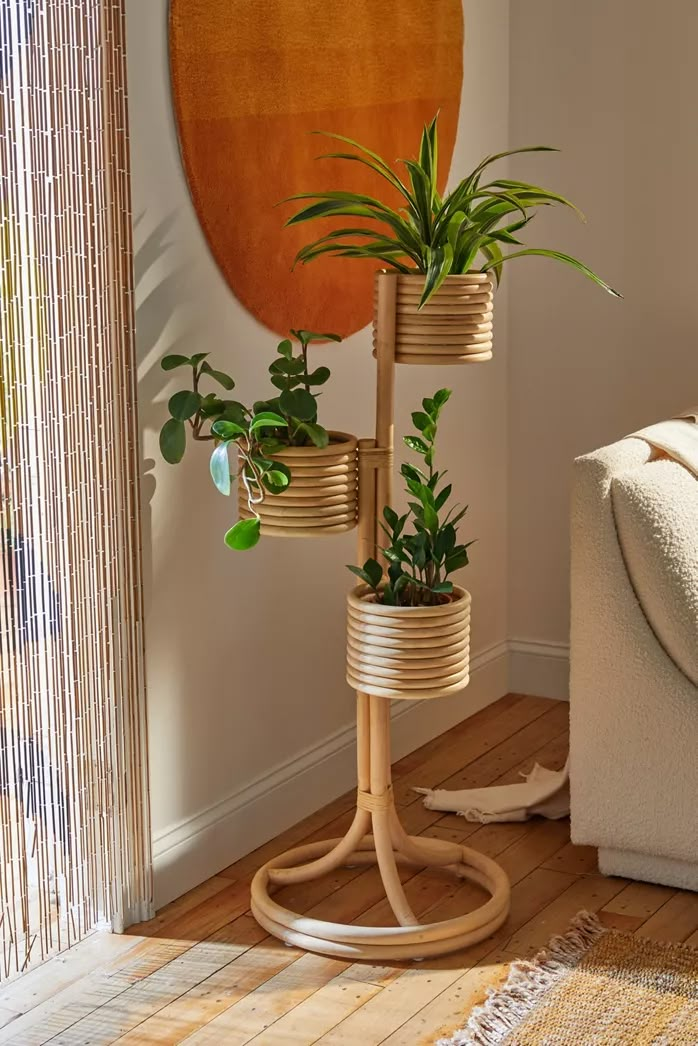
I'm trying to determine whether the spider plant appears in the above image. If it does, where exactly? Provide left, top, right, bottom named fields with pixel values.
left=286, top=113, right=620, bottom=308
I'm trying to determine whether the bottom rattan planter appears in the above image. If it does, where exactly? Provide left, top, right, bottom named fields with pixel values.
left=346, top=584, right=471, bottom=700
left=238, top=431, right=358, bottom=537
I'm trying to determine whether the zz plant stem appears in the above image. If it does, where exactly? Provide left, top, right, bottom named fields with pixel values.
left=348, top=388, right=472, bottom=607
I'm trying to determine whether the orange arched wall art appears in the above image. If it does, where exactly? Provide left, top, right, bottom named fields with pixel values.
left=169, top=1, right=464, bottom=338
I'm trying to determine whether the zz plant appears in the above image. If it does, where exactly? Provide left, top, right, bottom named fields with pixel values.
left=286, top=113, right=620, bottom=307
left=159, top=329, right=341, bottom=550
left=349, top=388, right=471, bottom=607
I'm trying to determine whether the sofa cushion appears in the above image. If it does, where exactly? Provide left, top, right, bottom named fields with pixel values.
left=612, top=459, right=698, bottom=686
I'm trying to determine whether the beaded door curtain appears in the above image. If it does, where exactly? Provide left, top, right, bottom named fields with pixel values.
left=0, top=0, right=152, bottom=980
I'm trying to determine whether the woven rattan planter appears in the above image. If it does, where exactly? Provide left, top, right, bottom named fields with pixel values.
left=373, top=272, right=494, bottom=366
left=346, top=584, right=471, bottom=700
left=238, top=431, right=358, bottom=537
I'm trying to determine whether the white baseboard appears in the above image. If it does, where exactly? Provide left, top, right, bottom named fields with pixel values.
left=509, top=639, right=570, bottom=701
left=152, top=639, right=509, bottom=908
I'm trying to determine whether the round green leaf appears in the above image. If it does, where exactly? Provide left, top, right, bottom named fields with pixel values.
left=212, top=419, right=246, bottom=440
left=168, top=389, right=202, bottom=421
left=277, top=339, right=293, bottom=359
left=305, top=367, right=331, bottom=387
left=296, top=422, right=329, bottom=448
left=201, top=363, right=235, bottom=390
left=161, top=354, right=190, bottom=371
left=279, top=388, right=317, bottom=421
left=224, top=518, right=261, bottom=551
left=159, top=418, right=186, bottom=464
left=250, top=411, right=289, bottom=432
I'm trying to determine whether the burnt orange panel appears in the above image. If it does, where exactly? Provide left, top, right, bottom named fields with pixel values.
left=169, top=0, right=464, bottom=338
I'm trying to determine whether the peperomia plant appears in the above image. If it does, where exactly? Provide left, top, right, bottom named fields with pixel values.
left=348, top=389, right=472, bottom=606
left=159, top=330, right=341, bottom=550
left=286, top=113, right=620, bottom=307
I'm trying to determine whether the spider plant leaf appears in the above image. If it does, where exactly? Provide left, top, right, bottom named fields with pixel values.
left=420, top=244, right=454, bottom=308
left=335, top=248, right=412, bottom=273
left=466, top=145, right=559, bottom=185
left=479, top=241, right=504, bottom=286
left=402, top=159, right=433, bottom=241
left=316, top=151, right=412, bottom=203
left=446, top=211, right=467, bottom=253
left=286, top=199, right=381, bottom=225
left=483, top=248, right=621, bottom=296
left=312, top=130, right=411, bottom=194
left=487, top=179, right=586, bottom=220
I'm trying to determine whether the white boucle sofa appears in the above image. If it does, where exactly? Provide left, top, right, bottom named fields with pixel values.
left=570, top=434, right=698, bottom=890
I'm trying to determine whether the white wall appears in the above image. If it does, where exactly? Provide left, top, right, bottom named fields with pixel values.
left=508, top=1, right=698, bottom=693
left=127, top=1, right=511, bottom=905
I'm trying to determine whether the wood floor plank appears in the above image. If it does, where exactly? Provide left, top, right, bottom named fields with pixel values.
left=602, top=881, right=677, bottom=920
left=245, top=970, right=383, bottom=1045
left=635, top=892, right=698, bottom=943
left=183, top=952, right=350, bottom=1045
left=378, top=947, right=512, bottom=1046
left=113, top=934, right=301, bottom=1045
left=128, top=878, right=232, bottom=938
left=415, top=702, right=569, bottom=802
left=393, top=696, right=556, bottom=806
left=542, top=841, right=598, bottom=875
left=314, top=964, right=474, bottom=1045
left=17, top=696, right=695, bottom=1046
left=506, top=874, right=627, bottom=956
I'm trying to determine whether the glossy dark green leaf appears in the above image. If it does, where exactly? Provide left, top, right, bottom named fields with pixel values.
left=168, top=390, right=201, bottom=421
left=189, top=352, right=209, bottom=366
left=305, top=367, right=331, bottom=387
left=159, top=418, right=186, bottom=464
left=224, top=518, right=261, bottom=551
left=434, top=483, right=453, bottom=511
left=250, top=411, right=288, bottom=432
left=296, top=422, right=329, bottom=448
left=161, top=354, right=190, bottom=371
left=404, top=435, right=428, bottom=455
left=209, top=442, right=232, bottom=496
left=434, top=389, right=451, bottom=408
left=363, top=558, right=383, bottom=589
left=200, top=362, right=235, bottom=390
left=277, top=338, right=293, bottom=359
left=262, top=463, right=292, bottom=494
left=279, top=388, right=317, bottom=421
left=212, top=418, right=247, bottom=440
left=411, top=411, right=431, bottom=432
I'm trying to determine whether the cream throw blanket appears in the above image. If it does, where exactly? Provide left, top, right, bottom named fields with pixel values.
left=418, top=408, right=698, bottom=824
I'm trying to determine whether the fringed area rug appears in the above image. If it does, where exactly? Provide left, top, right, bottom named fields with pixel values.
left=440, top=911, right=698, bottom=1045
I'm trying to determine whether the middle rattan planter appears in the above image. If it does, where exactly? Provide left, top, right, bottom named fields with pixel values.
left=238, top=431, right=358, bottom=537
left=346, top=584, right=471, bottom=700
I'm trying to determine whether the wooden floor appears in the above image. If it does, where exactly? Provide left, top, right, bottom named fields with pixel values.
left=3, top=693, right=698, bottom=1045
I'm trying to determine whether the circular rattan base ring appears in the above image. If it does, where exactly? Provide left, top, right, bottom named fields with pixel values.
left=250, top=837, right=510, bottom=961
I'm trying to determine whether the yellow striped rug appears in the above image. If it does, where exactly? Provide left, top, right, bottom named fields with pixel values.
left=442, top=912, right=698, bottom=1045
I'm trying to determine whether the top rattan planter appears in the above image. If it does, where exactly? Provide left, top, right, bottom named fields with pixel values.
left=373, top=272, right=494, bottom=366
left=238, top=431, right=358, bottom=537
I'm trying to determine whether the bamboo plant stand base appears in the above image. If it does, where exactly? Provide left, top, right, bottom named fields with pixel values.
left=250, top=693, right=510, bottom=961
left=251, top=272, right=510, bottom=960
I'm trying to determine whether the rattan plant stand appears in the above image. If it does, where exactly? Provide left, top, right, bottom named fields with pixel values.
left=251, top=273, right=511, bottom=960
